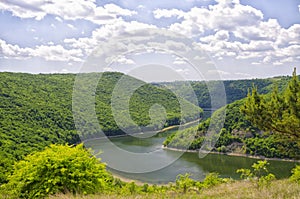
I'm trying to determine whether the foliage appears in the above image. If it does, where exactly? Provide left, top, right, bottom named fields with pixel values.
left=201, top=172, right=227, bottom=188
left=175, top=173, right=195, bottom=193
left=2, top=144, right=113, bottom=199
left=163, top=127, right=201, bottom=150
left=174, top=172, right=226, bottom=194
left=244, top=135, right=299, bottom=158
left=0, top=145, right=296, bottom=199
left=40, top=178, right=300, bottom=198
left=160, top=76, right=290, bottom=109
left=237, top=160, right=276, bottom=188
left=241, top=68, right=300, bottom=143
left=164, top=99, right=255, bottom=152
left=163, top=71, right=300, bottom=159
left=290, top=165, right=300, bottom=184
left=0, top=72, right=201, bottom=183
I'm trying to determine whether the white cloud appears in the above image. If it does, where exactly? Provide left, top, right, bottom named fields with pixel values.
left=64, top=19, right=158, bottom=57
left=153, top=9, right=185, bottom=19
left=173, top=57, right=186, bottom=65
left=276, top=24, right=300, bottom=47
left=200, top=30, right=230, bottom=43
left=0, top=39, right=83, bottom=62
left=241, top=41, right=274, bottom=52
left=55, top=16, right=62, bottom=22
left=0, top=39, right=32, bottom=59
left=175, top=68, right=189, bottom=74
left=67, top=24, right=76, bottom=30
left=33, top=45, right=83, bottom=62
left=111, top=55, right=135, bottom=65
left=1, top=0, right=298, bottom=74
left=154, top=0, right=299, bottom=67
left=233, top=19, right=281, bottom=42
left=116, top=56, right=135, bottom=65
left=0, top=1, right=136, bottom=25
left=154, top=1, right=263, bottom=37
left=137, top=5, right=145, bottom=9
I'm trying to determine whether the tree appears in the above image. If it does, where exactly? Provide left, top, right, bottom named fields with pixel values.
left=241, top=68, right=300, bottom=142
left=3, top=144, right=113, bottom=199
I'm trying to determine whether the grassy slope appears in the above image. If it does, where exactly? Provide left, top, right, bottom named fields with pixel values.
left=48, top=180, right=300, bottom=199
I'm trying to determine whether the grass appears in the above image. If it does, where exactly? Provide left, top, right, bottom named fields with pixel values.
left=47, top=179, right=300, bottom=199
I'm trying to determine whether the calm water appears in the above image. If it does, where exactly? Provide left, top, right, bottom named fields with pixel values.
left=85, top=128, right=298, bottom=184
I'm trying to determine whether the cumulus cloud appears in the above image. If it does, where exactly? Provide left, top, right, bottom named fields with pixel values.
left=153, top=0, right=299, bottom=67
left=1, top=0, right=299, bottom=72
left=0, top=0, right=136, bottom=24
left=33, top=45, right=83, bottom=62
left=0, top=39, right=32, bottom=59
left=64, top=20, right=158, bottom=57
left=115, top=55, right=135, bottom=65
left=0, top=39, right=83, bottom=62
left=173, top=57, right=187, bottom=65
left=154, top=1, right=263, bottom=36
left=153, top=8, right=185, bottom=19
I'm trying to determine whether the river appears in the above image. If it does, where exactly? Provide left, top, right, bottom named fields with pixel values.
left=85, top=128, right=297, bottom=184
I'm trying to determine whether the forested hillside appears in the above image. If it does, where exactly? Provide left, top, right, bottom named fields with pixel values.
left=159, top=76, right=291, bottom=109
left=0, top=72, right=298, bottom=186
left=164, top=99, right=300, bottom=159
left=0, top=72, right=201, bottom=184
left=164, top=75, right=300, bottom=159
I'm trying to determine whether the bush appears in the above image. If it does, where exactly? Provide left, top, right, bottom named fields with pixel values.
left=202, top=173, right=225, bottom=188
left=290, top=165, right=300, bottom=183
left=237, top=160, right=276, bottom=188
left=175, top=173, right=195, bottom=193
left=3, top=144, right=113, bottom=198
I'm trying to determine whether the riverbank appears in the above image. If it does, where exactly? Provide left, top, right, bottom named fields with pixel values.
left=82, top=119, right=200, bottom=143
left=109, top=172, right=146, bottom=185
left=157, top=119, right=200, bottom=133
left=162, top=146, right=300, bottom=163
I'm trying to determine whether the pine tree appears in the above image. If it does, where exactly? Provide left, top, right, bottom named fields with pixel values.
left=241, top=68, right=300, bottom=142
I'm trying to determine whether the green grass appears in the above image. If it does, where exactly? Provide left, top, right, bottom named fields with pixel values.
left=46, top=179, right=300, bottom=199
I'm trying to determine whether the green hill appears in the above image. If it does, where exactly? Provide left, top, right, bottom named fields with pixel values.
left=164, top=98, right=300, bottom=159
left=0, top=72, right=201, bottom=184
left=159, top=76, right=292, bottom=109
left=163, top=75, right=300, bottom=159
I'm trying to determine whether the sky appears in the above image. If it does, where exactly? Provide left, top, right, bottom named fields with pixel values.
left=0, top=0, right=300, bottom=80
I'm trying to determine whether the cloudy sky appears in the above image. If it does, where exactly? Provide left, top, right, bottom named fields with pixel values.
left=0, top=0, right=300, bottom=80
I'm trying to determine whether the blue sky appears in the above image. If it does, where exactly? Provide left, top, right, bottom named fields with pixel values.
left=0, top=0, right=299, bottom=80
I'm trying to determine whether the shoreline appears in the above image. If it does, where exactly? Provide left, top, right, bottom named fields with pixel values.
left=82, top=119, right=200, bottom=143
left=162, top=146, right=300, bottom=163
left=109, top=172, right=146, bottom=185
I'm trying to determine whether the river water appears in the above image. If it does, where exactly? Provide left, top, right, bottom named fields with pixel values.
left=85, top=128, right=297, bottom=184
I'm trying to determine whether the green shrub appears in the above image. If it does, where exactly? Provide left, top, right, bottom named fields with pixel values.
left=175, top=173, right=195, bottom=193
left=3, top=144, right=113, bottom=198
left=290, top=165, right=300, bottom=183
left=237, top=160, right=276, bottom=188
left=202, top=172, right=224, bottom=188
